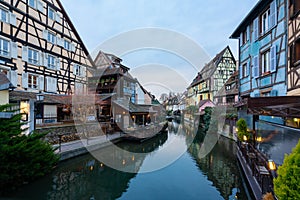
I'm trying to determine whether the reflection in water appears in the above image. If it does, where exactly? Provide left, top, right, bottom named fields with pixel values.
left=8, top=121, right=250, bottom=200
left=184, top=122, right=249, bottom=200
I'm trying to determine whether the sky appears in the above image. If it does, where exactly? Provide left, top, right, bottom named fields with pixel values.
left=60, top=0, right=258, bottom=98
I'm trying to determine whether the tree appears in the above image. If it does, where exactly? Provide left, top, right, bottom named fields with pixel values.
left=0, top=104, right=59, bottom=194
left=274, top=139, right=300, bottom=200
left=236, top=118, right=249, bottom=141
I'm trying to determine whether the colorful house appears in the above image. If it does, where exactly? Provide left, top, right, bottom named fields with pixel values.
left=0, top=0, right=94, bottom=132
left=187, top=46, right=236, bottom=107
left=230, top=0, right=288, bottom=125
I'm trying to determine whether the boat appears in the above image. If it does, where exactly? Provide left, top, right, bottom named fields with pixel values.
left=123, top=122, right=168, bottom=143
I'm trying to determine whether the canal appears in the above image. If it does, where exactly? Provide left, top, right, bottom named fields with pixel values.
left=8, top=121, right=251, bottom=200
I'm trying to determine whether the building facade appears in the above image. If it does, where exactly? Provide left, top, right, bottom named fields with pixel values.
left=0, top=0, right=94, bottom=132
left=187, top=46, right=236, bottom=107
left=287, top=0, right=300, bottom=95
left=231, top=0, right=287, bottom=125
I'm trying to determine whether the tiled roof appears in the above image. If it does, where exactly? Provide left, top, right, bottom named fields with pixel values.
left=0, top=73, right=14, bottom=90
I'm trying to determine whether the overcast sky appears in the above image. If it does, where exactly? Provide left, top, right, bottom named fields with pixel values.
left=61, top=0, right=258, bottom=97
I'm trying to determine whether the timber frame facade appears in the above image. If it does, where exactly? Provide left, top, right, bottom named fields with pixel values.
left=0, top=0, right=94, bottom=130
left=231, top=0, right=288, bottom=125
left=187, top=46, right=236, bottom=107
left=287, top=0, right=300, bottom=95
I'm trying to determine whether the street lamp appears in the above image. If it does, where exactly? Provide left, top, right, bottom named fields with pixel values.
left=268, top=159, right=276, bottom=171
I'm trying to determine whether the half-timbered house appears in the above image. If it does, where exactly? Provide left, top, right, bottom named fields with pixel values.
left=0, top=0, right=94, bottom=132
left=187, top=46, right=236, bottom=107
left=230, top=0, right=287, bottom=126
left=287, top=0, right=300, bottom=95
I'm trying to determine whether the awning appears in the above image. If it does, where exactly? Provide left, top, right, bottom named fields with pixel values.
left=112, top=99, right=157, bottom=114
left=246, top=96, right=300, bottom=118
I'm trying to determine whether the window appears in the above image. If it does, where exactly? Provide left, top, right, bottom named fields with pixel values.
left=242, top=63, right=247, bottom=78
left=47, top=55, right=56, bottom=70
left=48, top=7, right=56, bottom=20
left=29, top=0, right=36, bottom=8
left=0, top=7, right=8, bottom=23
left=28, top=74, right=38, bottom=89
left=73, top=64, right=85, bottom=77
left=0, top=38, right=10, bottom=57
left=28, top=48, right=39, bottom=65
left=261, top=50, right=270, bottom=74
left=260, top=9, right=270, bottom=35
left=289, top=0, right=300, bottom=18
left=64, top=39, right=70, bottom=50
left=47, top=31, right=56, bottom=44
left=290, top=39, right=300, bottom=67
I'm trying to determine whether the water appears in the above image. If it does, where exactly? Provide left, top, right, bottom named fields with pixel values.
left=5, top=122, right=251, bottom=200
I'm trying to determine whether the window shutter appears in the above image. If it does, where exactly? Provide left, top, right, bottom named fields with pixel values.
left=253, top=17, right=259, bottom=41
left=252, top=56, right=259, bottom=78
left=56, top=58, right=60, bottom=70
left=239, top=32, right=243, bottom=46
left=37, top=51, right=42, bottom=66
left=22, top=72, right=28, bottom=89
left=246, top=26, right=250, bottom=41
left=246, top=60, right=250, bottom=76
left=70, top=43, right=75, bottom=52
left=9, top=13, right=16, bottom=26
left=8, top=70, right=18, bottom=87
left=43, top=53, right=48, bottom=67
left=38, top=75, right=44, bottom=91
left=52, top=77, right=57, bottom=93
left=22, top=46, right=28, bottom=62
left=73, top=64, right=78, bottom=76
left=270, top=45, right=277, bottom=72
left=43, top=29, right=48, bottom=40
left=82, top=66, right=86, bottom=77
left=270, top=0, right=277, bottom=28
left=57, top=37, right=63, bottom=46
left=55, top=12, right=61, bottom=23
left=239, top=65, right=243, bottom=79
left=37, top=0, right=44, bottom=12
left=46, top=77, right=50, bottom=91
left=10, top=42, right=18, bottom=59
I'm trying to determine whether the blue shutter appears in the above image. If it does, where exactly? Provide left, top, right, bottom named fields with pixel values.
left=246, top=60, right=250, bottom=76
left=253, top=17, right=259, bottom=41
left=246, top=26, right=250, bottom=42
left=270, top=0, right=277, bottom=28
left=270, top=45, right=277, bottom=72
left=239, top=32, right=243, bottom=46
left=239, top=65, right=243, bottom=79
left=252, top=56, right=259, bottom=78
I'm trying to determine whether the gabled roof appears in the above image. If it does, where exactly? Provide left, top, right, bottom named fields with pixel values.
left=230, top=0, right=273, bottom=38
left=57, top=0, right=95, bottom=68
left=189, top=46, right=234, bottom=88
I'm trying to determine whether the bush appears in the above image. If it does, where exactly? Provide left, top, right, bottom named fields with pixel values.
left=274, top=139, right=300, bottom=200
left=236, top=118, right=249, bottom=141
left=0, top=104, right=59, bottom=194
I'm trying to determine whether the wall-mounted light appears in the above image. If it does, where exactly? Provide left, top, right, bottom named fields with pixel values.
left=243, top=135, right=248, bottom=141
left=256, top=136, right=262, bottom=142
left=268, top=159, right=276, bottom=170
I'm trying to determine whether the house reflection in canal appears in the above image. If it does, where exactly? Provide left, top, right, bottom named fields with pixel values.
left=187, top=130, right=246, bottom=200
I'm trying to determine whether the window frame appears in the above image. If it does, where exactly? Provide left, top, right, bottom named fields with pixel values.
left=260, top=8, right=270, bottom=35
left=28, top=48, right=39, bottom=65
left=47, top=55, right=56, bottom=70
left=48, top=7, right=56, bottom=21
left=28, top=73, right=38, bottom=89
left=47, top=31, right=56, bottom=44
left=0, top=38, right=10, bottom=57
left=261, top=50, right=271, bottom=74
left=64, top=39, right=71, bottom=51
left=28, top=0, right=36, bottom=9
left=242, top=63, right=247, bottom=78
left=0, top=7, right=9, bottom=23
